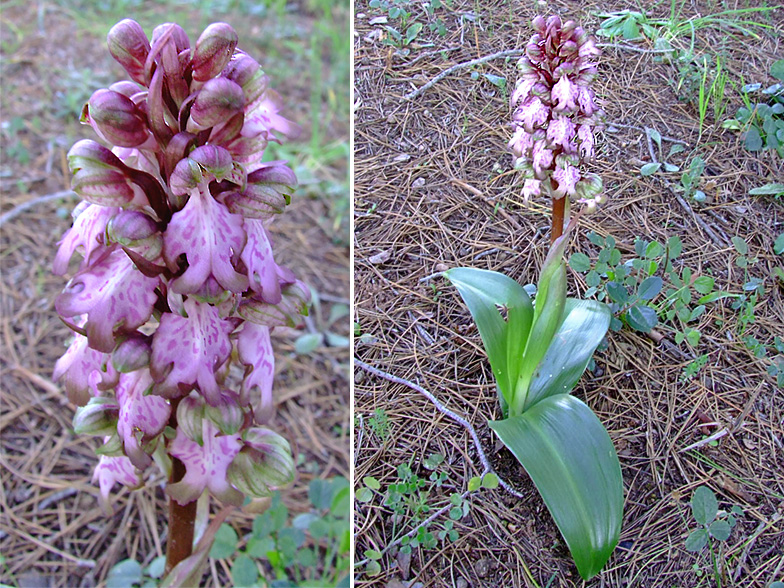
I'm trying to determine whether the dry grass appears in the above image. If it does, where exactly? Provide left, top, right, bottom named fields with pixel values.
left=353, top=0, right=784, bottom=586
left=0, top=2, right=349, bottom=586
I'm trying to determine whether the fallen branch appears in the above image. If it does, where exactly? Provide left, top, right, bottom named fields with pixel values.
left=354, top=358, right=523, bottom=499
left=0, top=190, right=77, bottom=228
left=354, top=358, right=525, bottom=570
left=403, top=49, right=525, bottom=101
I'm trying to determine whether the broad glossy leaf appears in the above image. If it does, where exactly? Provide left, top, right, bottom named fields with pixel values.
left=525, top=299, right=610, bottom=409
left=489, top=395, right=623, bottom=580
left=625, top=304, right=657, bottom=333
left=445, top=267, right=533, bottom=411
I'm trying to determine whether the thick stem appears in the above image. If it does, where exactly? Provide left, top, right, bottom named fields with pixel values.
left=551, top=195, right=565, bottom=244
left=164, top=457, right=197, bottom=575
left=164, top=398, right=197, bottom=576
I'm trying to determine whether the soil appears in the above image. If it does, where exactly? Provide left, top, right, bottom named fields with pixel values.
left=353, top=0, right=784, bottom=587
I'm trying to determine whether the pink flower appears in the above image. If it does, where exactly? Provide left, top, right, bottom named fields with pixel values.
left=576, top=85, right=596, bottom=116
left=167, top=419, right=243, bottom=506
left=551, top=76, right=578, bottom=112
left=532, top=140, right=554, bottom=176
left=93, top=453, right=142, bottom=507
left=553, top=164, right=582, bottom=197
left=578, top=124, right=595, bottom=158
left=514, top=96, right=550, bottom=133
left=547, top=116, right=576, bottom=149
left=522, top=179, right=541, bottom=202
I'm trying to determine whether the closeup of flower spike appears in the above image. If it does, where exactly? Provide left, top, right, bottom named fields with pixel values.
left=53, top=18, right=307, bottom=576
left=510, top=15, right=605, bottom=239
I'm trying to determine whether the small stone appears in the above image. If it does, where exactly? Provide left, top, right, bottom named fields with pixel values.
left=412, top=177, right=425, bottom=189
left=456, top=579, right=469, bottom=588
left=435, top=263, right=448, bottom=272
left=476, top=557, right=490, bottom=578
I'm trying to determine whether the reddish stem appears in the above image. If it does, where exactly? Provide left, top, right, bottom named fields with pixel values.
left=164, top=399, right=197, bottom=576
left=551, top=195, right=565, bottom=244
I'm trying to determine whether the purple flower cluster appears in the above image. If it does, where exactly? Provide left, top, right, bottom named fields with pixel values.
left=509, top=15, right=605, bottom=211
left=53, top=20, right=307, bottom=509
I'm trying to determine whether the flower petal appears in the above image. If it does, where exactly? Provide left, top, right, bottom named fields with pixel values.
left=237, top=322, right=275, bottom=423
left=163, top=185, right=248, bottom=294
left=167, top=419, right=243, bottom=506
left=116, top=369, right=170, bottom=469
left=55, top=250, right=160, bottom=352
left=150, top=298, right=235, bottom=404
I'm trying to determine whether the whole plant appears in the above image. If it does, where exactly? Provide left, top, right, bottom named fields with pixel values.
left=52, top=19, right=308, bottom=581
left=444, top=15, right=623, bottom=579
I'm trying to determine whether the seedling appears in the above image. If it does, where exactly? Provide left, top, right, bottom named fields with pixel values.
left=686, top=486, right=743, bottom=587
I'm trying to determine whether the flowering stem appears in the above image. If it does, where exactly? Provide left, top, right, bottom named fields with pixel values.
left=551, top=196, right=565, bottom=243
left=164, top=399, right=196, bottom=576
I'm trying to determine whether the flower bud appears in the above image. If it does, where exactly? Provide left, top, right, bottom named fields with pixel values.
left=112, top=332, right=152, bottom=373
left=190, top=145, right=234, bottom=181
left=106, top=210, right=158, bottom=245
left=107, top=19, right=150, bottom=85
left=238, top=279, right=311, bottom=327
left=224, top=161, right=296, bottom=219
left=109, top=81, right=144, bottom=99
left=222, top=52, right=269, bottom=105
left=205, top=389, right=245, bottom=435
left=227, top=427, right=295, bottom=497
left=73, top=397, right=120, bottom=436
left=177, top=393, right=206, bottom=444
left=187, top=78, right=245, bottom=132
left=192, top=23, right=238, bottom=82
left=67, top=140, right=138, bottom=206
left=83, top=89, right=149, bottom=147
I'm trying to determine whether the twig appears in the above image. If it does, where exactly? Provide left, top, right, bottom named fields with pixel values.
left=0, top=190, right=77, bottom=228
left=354, top=358, right=523, bottom=498
left=680, top=428, right=729, bottom=453
left=403, top=49, right=525, bottom=100
left=596, top=43, right=677, bottom=54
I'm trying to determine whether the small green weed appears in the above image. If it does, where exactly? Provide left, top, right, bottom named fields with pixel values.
left=293, top=289, right=350, bottom=355
left=569, top=232, right=730, bottom=343
left=105, top=556, right=165, bottom=588
left=367, top=408, right=391, bottom=441
left=210, top=478, right=350, bottom=587
left=686, top=485, right=743, bottom=587
left=356, top=455, right=498, bottom=577
left=1, top=117, right=31, bottom=166
left=368, top=0, right=451, bottom=48
left=723, top=60, right=784, bottom=157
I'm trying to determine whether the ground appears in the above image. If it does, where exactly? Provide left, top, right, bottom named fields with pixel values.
left=353, top=1, right=783, bottom=587
left=0, top=1, right=349, bottom=586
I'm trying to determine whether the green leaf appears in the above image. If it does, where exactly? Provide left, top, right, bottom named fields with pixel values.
left=482, top=473, right=499, bottom=489
left=709, top=519, right=732, bottom=541
left=363, top=476, right=380, bottom=490
left=356, top=487, right=373, bottom=502
left=569, top=252, right=591, bottom=272
left=405, top=22, right=423, bottom=44
left=231, top=554, right=259, bottom=586
left=685, top=528, right=708, bottom=552
left=646, top=127, right=661, bottom=150
left=606, top=281, right=628, bottom=304
left=294, top=333, right=322, bottom=354
left=622, top=16, right=640, bottom=39
left=365, top=560, right=382, bottom=576
left=771, top=59, right=784, bottom=82
left=774, top=233, right=784, bottom=255
left=744, top=126, right=763, bottom=151
left=697, top=291, right=739, bottom=304
left=640, top=162, right=661, bottom=176
left=146, top=556, right=166, bottom=579
left=445, top=267, right=533, bottom=413
left=691, top=486, right=718, bottom=526
left=107, top=560, right=143, bottom=588
left=482, top=73, right=507, bottom=88
left=209, top=524, right=238, bottom=559
left=731, top=236, right=748, bottom=255
left=668, top=143, right=686, bottom=158
left=246, top=535, right=275, bottom=558
left=626, top=305, right=657, bottom=333
left=645, top=241, right=664, bottom=258
left=750, top=183, right=784, bottom=197
left=365, top=549, right=383, bottom=560
left=467, top=476, right=481, bottom=492
left=525, top=299, right=611, bottom=409
left=489, top=395, right=623, bottom=580
left=638, top=276, right=662, bottom=300
left=693, top=276, right=715, bottom=295
left=423, top=453, right=444, bottom=470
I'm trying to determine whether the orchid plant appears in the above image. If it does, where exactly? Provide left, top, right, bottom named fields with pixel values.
left=52, top=19, right=308, bottom=583
left=444, top=16, right=623, bottom=579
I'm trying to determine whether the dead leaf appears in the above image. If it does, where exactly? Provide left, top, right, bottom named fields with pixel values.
left=368, top=249, right=392, bottom=265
